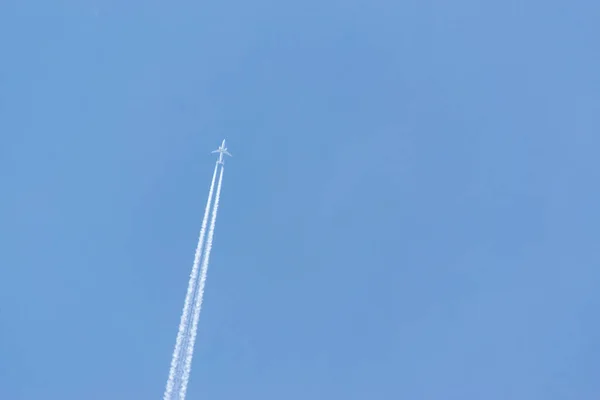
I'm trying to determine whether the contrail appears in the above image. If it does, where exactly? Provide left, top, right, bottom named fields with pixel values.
left=178, top=165, right=225, bottom=400
left=163, top=162, right=219, bottom=400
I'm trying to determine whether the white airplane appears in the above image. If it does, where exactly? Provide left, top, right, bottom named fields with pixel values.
left=211, top=139, right=232, bottom=165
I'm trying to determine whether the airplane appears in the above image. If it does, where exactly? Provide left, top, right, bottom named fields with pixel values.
left=211, top=139, right=232, bottom=165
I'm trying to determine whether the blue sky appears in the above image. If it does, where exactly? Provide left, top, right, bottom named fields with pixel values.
left=1, top=0, right=599, bottom=399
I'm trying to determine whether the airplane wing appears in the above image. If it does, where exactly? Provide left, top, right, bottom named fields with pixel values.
left=224, top=150, right=232, bottom=157
left=211, top=150, right=219, bottom=153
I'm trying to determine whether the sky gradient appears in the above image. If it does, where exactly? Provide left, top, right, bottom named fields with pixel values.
left=1, top=0, right=599, bottom=399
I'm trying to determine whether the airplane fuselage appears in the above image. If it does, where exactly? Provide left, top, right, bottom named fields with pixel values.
left=211, top=139, right=232, bottom=165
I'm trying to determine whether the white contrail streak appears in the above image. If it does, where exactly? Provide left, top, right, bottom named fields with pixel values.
left=163, top=162, right=219, bottom=400
left=178, top=165, right=225, bottom=400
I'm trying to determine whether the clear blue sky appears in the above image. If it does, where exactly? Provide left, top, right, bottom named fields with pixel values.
left=1, top=1, right=599, bottom=399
